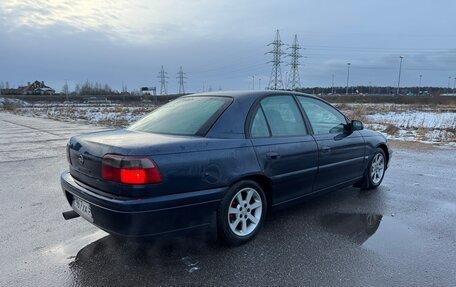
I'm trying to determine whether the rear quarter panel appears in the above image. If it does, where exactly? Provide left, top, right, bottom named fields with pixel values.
left=151, top=139, right=261, bottom=197
left=155, top=95, right=261, bottom=196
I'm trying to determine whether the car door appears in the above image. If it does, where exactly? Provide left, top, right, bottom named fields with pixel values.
left=249, top=95, right=319, bottom=205
left=296, top=96, right=366, bottom=192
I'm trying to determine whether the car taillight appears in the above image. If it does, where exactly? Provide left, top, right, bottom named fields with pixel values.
left=101, top=154, right=162, bottom=184
left=66, top=145, right=72, bottom=165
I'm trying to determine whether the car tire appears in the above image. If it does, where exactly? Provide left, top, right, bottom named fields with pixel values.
left=217, top=180, right=267, bottom=246
left=361, top=148, right=386, bottom=190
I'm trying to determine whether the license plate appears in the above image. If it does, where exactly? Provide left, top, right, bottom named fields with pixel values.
left=72, top=197, right=93, bottom=222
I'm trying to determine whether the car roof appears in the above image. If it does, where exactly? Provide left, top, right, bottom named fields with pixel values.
left=185, top=90, right=317, bottom=101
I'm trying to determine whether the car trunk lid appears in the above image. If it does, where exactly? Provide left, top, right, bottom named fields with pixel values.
left=68, top=129, right=205, bottom=196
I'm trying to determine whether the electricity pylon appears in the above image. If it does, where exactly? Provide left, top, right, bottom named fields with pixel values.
left=266, top=29, right=285, bottom=90
left=287, top=34, right=302, bottom=90
left=158, top=66, right=168, bottom=95
left=176, top=66, right=187, bottom=94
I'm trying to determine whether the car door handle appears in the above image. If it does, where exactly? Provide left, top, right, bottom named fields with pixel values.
left=266, top=152, right=281, bottom=160
left=321, top=146, right=331, bottom=153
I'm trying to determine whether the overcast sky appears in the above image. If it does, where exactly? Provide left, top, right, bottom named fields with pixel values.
left=1, top=0, right=455, bottom=93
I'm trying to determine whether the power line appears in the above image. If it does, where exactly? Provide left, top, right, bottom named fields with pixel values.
left=192, top=62, right=268, bottom=78
left=193, top=62, right=268, bottom=78
left=176, top=66, right=187, bottom=94
left=266, top=29, right=285, bottom=90
left=158, top=65, right=168, bottom=95
left=287, top=34, right=302, bottom=90
left=304, top=45, right=453, bottom=52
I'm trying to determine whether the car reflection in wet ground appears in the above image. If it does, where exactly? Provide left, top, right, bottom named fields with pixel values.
left=66, top=192, right=456, bottom=286
left=70, top=234, right=211, bottom=285
left=64, top=188, right=392, bottom=286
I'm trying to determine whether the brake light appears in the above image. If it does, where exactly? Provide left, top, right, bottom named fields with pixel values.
left=101, top=154, right=162, bottom=184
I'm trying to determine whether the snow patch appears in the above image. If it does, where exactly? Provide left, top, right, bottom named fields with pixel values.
left=367, top=112, right=456, bottom=129
left=0, top=97, right=31, bottom=109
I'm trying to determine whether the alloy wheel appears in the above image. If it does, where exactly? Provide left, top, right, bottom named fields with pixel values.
left=370, top=153, right=385, bottom=185
left=227, top=187, right=263, bottom=237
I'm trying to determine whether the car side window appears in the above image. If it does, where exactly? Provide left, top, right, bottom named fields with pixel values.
left=259, top=95, right=307, bottom=137
left=297, top=96, right=347, bottom=135
left=251, top=108, right=270, bottom=138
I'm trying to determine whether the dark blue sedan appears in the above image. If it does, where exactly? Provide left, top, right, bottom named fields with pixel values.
left=61, top=91, right=391, bottom=245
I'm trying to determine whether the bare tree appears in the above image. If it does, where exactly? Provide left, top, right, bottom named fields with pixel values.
left=62, top=82, right=69, bottom=101
left=75, top=84, right=81, bottom=95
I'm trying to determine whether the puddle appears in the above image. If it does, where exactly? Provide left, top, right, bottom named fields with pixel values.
left=43, top=230, right=108, bottom=263
left=320, top=212, right=426, bottom=258
left=361, top=216, right=420, bottom=256
left=66, top=232, right=213, bottom=270
left=320, top=213, right=383, bottom=245
left=61, top=233, right=212, bottom=286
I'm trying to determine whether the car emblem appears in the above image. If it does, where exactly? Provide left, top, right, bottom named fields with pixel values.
left=78, top=154, right=84, bottom=165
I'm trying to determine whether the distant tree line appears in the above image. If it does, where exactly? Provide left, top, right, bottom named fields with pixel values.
left=294, top=86, right=450, bottom=96
left=72, top=81, right=117, bottom=96
left=2, top=79, right=453, bottom=97
left=0, top=80, right=120, bottom=96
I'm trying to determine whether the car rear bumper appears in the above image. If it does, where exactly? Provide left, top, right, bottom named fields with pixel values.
left=60, top=172, right=225, bottom=238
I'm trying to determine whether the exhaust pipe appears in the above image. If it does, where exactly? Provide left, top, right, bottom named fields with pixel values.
left=62, top=210, right=80, bottom=220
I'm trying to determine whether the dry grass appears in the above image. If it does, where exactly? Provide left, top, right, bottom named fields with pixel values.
left=388, top=140, right=436, bottom=151
left=97, top=119, right=129, bottom=127
left=339, top=104, right=368, bottom=121
left=446, top=128, right=456, bottom=141
left=2, top=102, right=19, bottom=112
left=383, top=124, right=399, bottom=135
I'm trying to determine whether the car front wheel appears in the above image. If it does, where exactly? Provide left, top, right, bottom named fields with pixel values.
left=361, top=148, right=386, bottom=190
left=217, top=180, right=267, bottom=246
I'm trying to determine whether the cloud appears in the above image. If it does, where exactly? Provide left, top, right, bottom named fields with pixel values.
left=0, top=0, right=248, bottom=44
left=0, top=0, right=455, bottom=90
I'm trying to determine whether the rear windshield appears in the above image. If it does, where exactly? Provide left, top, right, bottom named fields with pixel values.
left=127, top=96, right=231, bottom=136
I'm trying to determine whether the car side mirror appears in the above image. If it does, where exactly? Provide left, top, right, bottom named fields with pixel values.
left=351, top=120, right=364, bottom=131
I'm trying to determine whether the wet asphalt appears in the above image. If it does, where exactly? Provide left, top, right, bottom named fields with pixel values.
left=1, top=112, right=456, bottom=286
